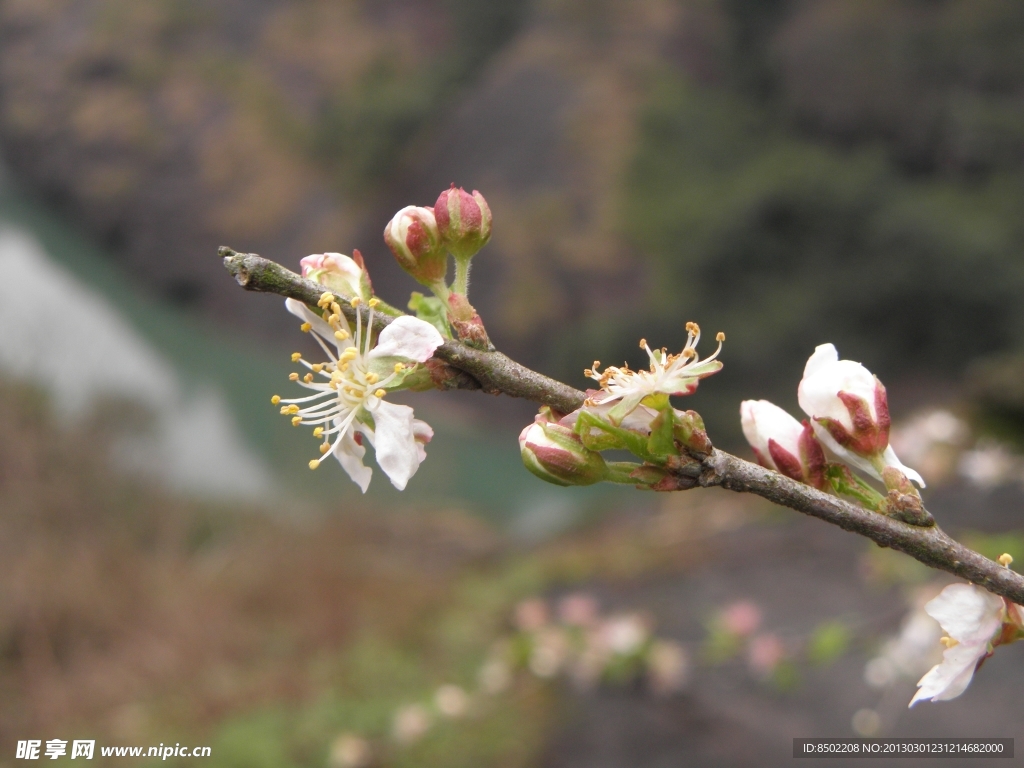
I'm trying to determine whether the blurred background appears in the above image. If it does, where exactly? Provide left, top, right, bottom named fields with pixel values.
left=1, top=0, right=1023, bottom=765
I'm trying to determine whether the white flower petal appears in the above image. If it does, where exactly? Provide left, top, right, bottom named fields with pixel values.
left=333, top=429, right=372, bottom=493
left=798, top=358, right=878, bottom=429
left=370, top=400, right=426, bottom=490
left=910, top=642, right=987, bottom=705
left=412, top=418, right=433, bottom=462
left=802, top=343, right=839, bottom=379
left=924, top=584, right=1004, bottom=645
left=369, top=315, right=444, bottom=363
left=285, top=297, right=336, bottom=343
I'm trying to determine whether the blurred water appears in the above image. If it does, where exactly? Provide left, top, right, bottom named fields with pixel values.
left=0, top=219, right=273, bottom=500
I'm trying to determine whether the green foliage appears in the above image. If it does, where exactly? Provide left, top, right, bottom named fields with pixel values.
left=807, top=621, right=850, bottom=667
left=961, top=530, right=1024, bottom=564
left=311, top=0, right=530, bottom=193
left=621, top=72, right=1024, bottom=442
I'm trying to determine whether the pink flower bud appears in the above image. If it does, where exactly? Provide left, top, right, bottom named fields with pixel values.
left=383, top=206, right=447, bottom=289
left=299, top=251, right=371, bottom=299
left=519, top=416, right=608, bottom=486
left=798, top=344, right=924, bottom=487
left=740, top=399, right=827, bottom=489
left=434, top=185, right=491, bottom=261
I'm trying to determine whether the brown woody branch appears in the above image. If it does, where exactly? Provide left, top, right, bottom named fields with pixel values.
left=221, top=247, right=1024, bottom=606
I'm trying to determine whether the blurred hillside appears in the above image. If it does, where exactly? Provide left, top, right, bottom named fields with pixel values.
left=3, top=0, right=1024, bottom=443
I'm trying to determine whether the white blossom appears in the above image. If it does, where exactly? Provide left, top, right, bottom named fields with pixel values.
left=275, top=295, right=442, bottom=492
left=910, top=584, right=1005, bottom=705
left=585, top=323, right=724, bottom=424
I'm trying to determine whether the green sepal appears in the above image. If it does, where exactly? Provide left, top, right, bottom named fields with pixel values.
left=408, top=291, right=452, bottom=338
left=646, top=406, right=677, bottom=460
left=824, top=463, right=886, bottom=511
left=574, top=410, right=650, bottom=459
left=605, top=461, right=645, bottom=484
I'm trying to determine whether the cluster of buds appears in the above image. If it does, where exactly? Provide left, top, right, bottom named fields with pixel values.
left=741, top=344, right=928, bottom=523
left=521, top=326, right=725, bottom=490
left=382, top=185, right=492, bottom=347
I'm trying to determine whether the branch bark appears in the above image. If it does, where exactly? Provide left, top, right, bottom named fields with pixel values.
left=222, top=247, right=1024, bottom=606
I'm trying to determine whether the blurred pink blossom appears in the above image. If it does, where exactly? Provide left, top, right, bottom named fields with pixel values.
left=721, top=601, right=762, bottom=637
left=747, top=633, right=785, bottom=677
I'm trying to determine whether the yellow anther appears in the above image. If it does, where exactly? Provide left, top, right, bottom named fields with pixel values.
left=685, top=321, right=699, bottom=334
left=330, top=381, right=338, bottom=390
left=331, top=302, right=342, bottom=316
left=280, top=406, right=290, bottom=415
left=303, top=373, right=314, bottom=383
left=291, top=352, right=301, bottom=362
left=394, top=363, right=405, bottom=373
left=289, top=405, right=300, bottom=414
left=320, top=291, right=335, bottom=304
left=593, top=360, right=600, bottom=368
left=291, top=416, right=302, bottom=426
left=271, top=395, right=281, bottom=405
left=940, top=636, right=959, bottom=648
left=639, top=338, right=647, bottom=348
left=350, top=297, right=361, bottom=307
left=300, top=322, right=312, bottom=333
left=682, top=348, right=696, bottom=358
left=313, top=427, right=324, bottom=438
left=312, top=364, right=323, bottom=373
left=341, top=347, right=358, bottom=360
left=308, top=459, right=321, bottom=470
left=334, top=331, right=347, bottom=341
left=289, top=372, right=299, bottom=381
left=339, top=363, right=348, bottom=372
left=368, top=298, right=380, bottom=308
left=319, top=443, right=330, bottom=454
left=366, top=373, right=379, bottom=384
left=374, top=389, right=386, bottom=398
left=716, top=331, right=726, bottom=342
left=999, top=553, right=1014, bottom=567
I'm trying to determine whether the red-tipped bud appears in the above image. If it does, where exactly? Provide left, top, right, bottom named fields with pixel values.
left=434, top=185, right=491, bottom=261
left=384, top=206, right=448, bottom=289
left=798, top=343, right=924, bottom=487
left=299, top=251, right=372, bottom=300
left=740, top=400, right=827, bottom=490
left=520, top=415, right=608, bottom=486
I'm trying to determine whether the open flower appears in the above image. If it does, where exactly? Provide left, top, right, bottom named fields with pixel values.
left=274, top=294, right=443, bottom=492
left=585, top=323, right=724, bottom=424
left=740, top=399, right=827, bottom=488
left=910, top=583, right=1008, bottom=705
left=798, top=343, right=924, bottom=487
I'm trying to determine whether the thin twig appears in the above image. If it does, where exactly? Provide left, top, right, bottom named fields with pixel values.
left=221, top=247, right=1024, bottom=606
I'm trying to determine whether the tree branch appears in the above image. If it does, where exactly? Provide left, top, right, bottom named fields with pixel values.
left=221, top=247, right=1024, bottom=606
